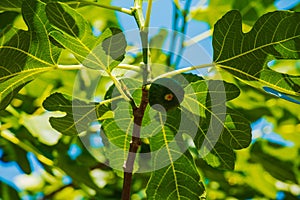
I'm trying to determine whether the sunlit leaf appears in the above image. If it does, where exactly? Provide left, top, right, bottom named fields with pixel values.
left=22, top=112, right=63, bottom=146
left=100, top=78, right=143, bottom=171
left=183, top=80, right=251, bottom=169
left=191, top=0, right=275, bottom=27
left=46, top=2, right=126, bottom=70
left=251, top=141, right=298, bottom=183
left=201, top=142, right=236, bottom=169
left=149, top=29, right=168, bottom=68
left=146, top=152, right=205, bottom=200
left=100, top=101, right=133, bottom=171
left=191, top=0, right=234, bottom=26
left=196, top=108, right=250, bottom=170
left=213, top=10, right=300, bottom=96
left=0, top=12, right=19, bottom=29
left=0, top=0, right=61, bottom=110
left=232, top=0, right=275, bottom=26
left=0, top=0, right=22, bottom=12
left=43, top=92, right=110, bottom=135
left=141, top=104, right=205, bottom=199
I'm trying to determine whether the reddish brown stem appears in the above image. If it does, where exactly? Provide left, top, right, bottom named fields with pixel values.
left=121, top=88, right=148, bottom=200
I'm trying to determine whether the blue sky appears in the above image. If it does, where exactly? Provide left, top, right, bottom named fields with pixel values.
left=111, top=0, right=212, bottom=75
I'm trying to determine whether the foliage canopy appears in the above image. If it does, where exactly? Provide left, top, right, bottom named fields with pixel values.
left=1, top=0, right=300, bottom=199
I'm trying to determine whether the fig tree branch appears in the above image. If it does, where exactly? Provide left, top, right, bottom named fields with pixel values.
left=122, top=0, right=153, bottom=199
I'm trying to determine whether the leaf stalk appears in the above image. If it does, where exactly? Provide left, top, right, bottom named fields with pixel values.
left=57, top=64, right=141, bottom=72
left=153, top=63, right=215, bottom=81
left=107, top=71, right=132, bottom=102
left=74, top=0, right=133, bottom=15
left=183, top=29, right=213, bottom=47
left=144, top=0, right=153, bottom=29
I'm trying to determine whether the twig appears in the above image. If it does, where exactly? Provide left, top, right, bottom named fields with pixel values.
left=153, top=63, right=215, bottom=81
left=173, top=0, right=193, bottom=68
left=107, top=71, right=133, bottom=102
left=57, top=64, right=84, bottom=70
left=173, top=0, right=181, bottom=11
left=68, top=0, right=133, bottom=15
left=132, top=0, right=145, bottom=29
left=183, top=29, right=212, bottom=47
left=168, top=2, right=180, bottom=66
left=117, top=64, right=141, bottom=72
left=144, top=0, right=153, bottom=29
left=57, top=64, right=141, bottom=72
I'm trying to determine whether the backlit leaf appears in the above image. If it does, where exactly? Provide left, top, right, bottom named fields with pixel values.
left=0, top=0, right=22, bottom=12
left=183, top=80, right=251, bottom=169
left=191, top=0, right=275, bottom=27
left=46, top=2, right=126, bottom=71
left=43, top=92, right=110, bottom=135
left=213, top=10, right=300, bottom=96
left=100, top=79, right=142, bottom=171
left=0, top=0, right=61, bottom=110
left=201, top=142, right=236, bottom=170
left=0, top=12, right=19, bottom=29
left=251, top=141, right=298, bottom=183
left=100, top=101, right=133, bottom=171
left=146, top=152, right=205, bottom=200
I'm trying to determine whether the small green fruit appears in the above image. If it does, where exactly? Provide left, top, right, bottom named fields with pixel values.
left=148, top=78, right=185, bottom=112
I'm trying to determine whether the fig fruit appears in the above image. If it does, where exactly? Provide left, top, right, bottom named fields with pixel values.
left=148, top=78, right=185, bottom=112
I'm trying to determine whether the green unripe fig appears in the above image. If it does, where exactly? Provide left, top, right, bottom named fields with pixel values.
left=148, top=78, right=185, bottom=112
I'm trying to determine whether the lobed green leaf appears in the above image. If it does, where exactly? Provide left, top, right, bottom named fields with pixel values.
left=191, top=0, right=276, bottom=27
left=183, top=80, right=251, bottom=169
left=213, top=10, right=300, bottom=96
left=146, top=152, right=205, bottom=200
left=0, top=0, right=61, bottom=110
left=43, top=92, right=110, bottom=135
left=46, top=2, right=126, bottom=71
left=0, top=0, right=22, bottom=12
